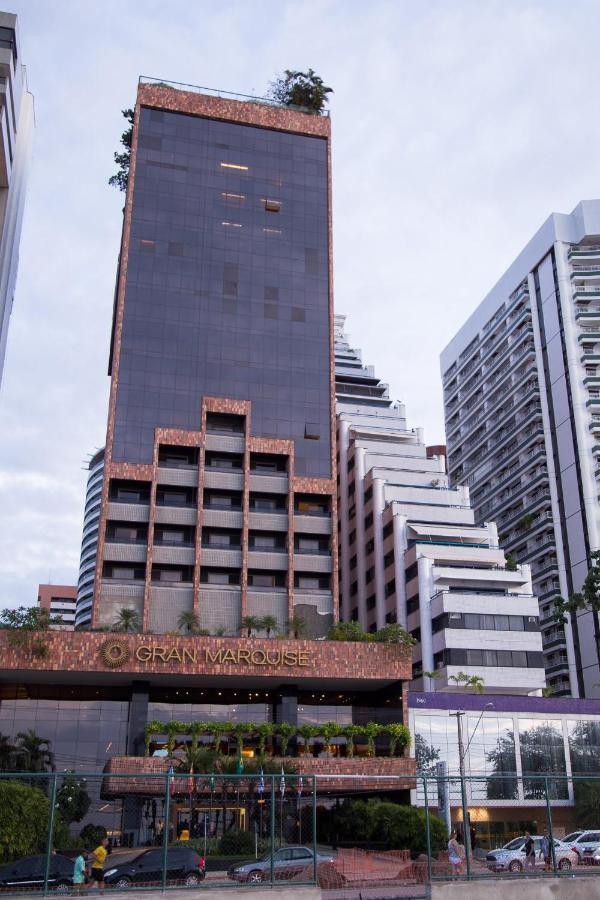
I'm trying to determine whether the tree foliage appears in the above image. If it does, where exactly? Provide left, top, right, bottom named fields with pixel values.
left=267, top=69, right=332, bottom=113
left=0, top=606, right=62, bottom=659
left=553, top=550, right=600, bottom=626
left=0, top=781, right=66, bottom=863
left=448, top=671, right=485, bottom=694
left=112, top=607, right=139, bottom=633
left=56, top=773, right=91, bottom=823
left=327, top=620, right=414, bottom=646
left=108, top=108, right=134, bottom=192
left=79, top=824, right=107, bottom=852
left=574, top=780, right=600, bottom=828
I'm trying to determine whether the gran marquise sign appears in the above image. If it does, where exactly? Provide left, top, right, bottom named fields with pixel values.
left=99, top=638, right=313, bottom=670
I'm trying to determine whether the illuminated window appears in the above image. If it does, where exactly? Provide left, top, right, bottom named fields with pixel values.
left=222, top=221, right=243, bottom=228
left=221, top=192, right=245, bottom=206
left=263, top=227, right=282, bottom=235
left=262, top=199, right=281, bottom=213
left=220, top=162, right=249, bottom=171
left=139, top=239, right=155, bottom=252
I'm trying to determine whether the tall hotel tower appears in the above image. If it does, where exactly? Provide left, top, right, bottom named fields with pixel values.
left=441, top=201, right=600, bottom=698
left=0, top=12, right=34, bottom=388
left=92, top=79, right=336, bottom=638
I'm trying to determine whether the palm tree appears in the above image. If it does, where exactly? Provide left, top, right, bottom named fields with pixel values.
left=178, top=610, right=200, bottom=635
left=15, top=730, right=54, bottom=773
left=241, top=615, right=260, bottom=638
left=260, top=615, right=278, bottom=638
left=0, top=733, right=15, bottom=771
left=112, top=607, right=139, bottom=633
left=288, top=615, right=306, bottom=639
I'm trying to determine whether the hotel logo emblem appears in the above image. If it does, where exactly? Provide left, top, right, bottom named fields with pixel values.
left=100, top=639, right=130, bottom=669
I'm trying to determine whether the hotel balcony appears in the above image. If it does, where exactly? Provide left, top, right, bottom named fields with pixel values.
left=106, top=501, right=150, bottom=522
left=156, top=466, right=198, bottom=488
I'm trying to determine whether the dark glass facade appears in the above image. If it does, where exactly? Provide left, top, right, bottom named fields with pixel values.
left=113, top=107, right=331, bottom=477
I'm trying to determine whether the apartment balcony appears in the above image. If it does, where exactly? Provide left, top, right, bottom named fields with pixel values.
left=249, top=473, right=288, bottom=493
left=103, top=542, right=147, bottom=564
left=106, top=501, right=150, bottom=523
left=202, top=508, right=243, bottom=529
left=571, top=264, right=600, bottom=280
left=578, top=326, right=600, bottom=341
left=573, top=286, right=600, bottom=302
left=201, top=547, right=243, bottom=567
left=203, top=469, right=244, bottom=491
left=150, top=585, right=194, bottom=606
left=575, top=309, right=600, bottom=322
left=569, top=246, right=600, bottom=260
left=204, top=433, right=245, bottom=453
left=154, top=505, right=197, bottom=526
left=581, top=352, right=600, bottom=363
left=294, top=552, right=332, bottom=573
left=153, top=545, right=196, bottom=566
left=586, top=397, right=600, bottom=408
left=545, top=656, right=570, bottom=676
left=99, top=581, right=145, bottom=601
left=249, top=511, right=288, bottom=532
left=247, top=550, right=288, bottom=570
left=156, top=465, right=198, bottom=488
left=294, top=513, right=332, bottom=535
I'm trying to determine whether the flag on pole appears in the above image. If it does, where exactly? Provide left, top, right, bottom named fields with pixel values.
left=258, top=767, right=265, bottom=795
left=280, top=765, right=286, bottom=797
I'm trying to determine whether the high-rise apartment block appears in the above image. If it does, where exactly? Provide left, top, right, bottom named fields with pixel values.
left=75, top=448, right=104, bottom=629
left=93, top=80, right=336, bottom=637
left=335, top=315, right=545, bottom=694
left=0, top=11, right=33, bottom=388
left=441, top=200, right=600, bottom=698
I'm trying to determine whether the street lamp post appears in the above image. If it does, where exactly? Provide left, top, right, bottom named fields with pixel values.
left=449, top=702, right=493, bottom=878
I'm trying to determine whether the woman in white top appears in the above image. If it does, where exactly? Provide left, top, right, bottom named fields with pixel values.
left=447, top=829, right=464, bottom=875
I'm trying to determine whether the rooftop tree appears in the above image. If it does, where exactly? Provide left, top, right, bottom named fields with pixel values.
left=267, top=69, right=332, bottom=114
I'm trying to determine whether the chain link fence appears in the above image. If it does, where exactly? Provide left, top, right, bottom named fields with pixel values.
left=0, top=770, right=599, bottom=893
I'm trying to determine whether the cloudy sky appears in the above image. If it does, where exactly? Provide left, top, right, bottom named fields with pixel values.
left=1, top=0, right=599, bottom=609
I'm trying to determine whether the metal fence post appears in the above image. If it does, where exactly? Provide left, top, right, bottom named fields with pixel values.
left=544, top=776, right=557, bottom=874
left=270, top=775, right=275, bottom=885
left=423, top=775, right=433, bottom=884
left=459, top=773, right=471, bottom=878
left=162, top=772, right=171, bottom=891
left=312, top=776, right=318, bottom=885
left=43, top=773, right=58, bottom=895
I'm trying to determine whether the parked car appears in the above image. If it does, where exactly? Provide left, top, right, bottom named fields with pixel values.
left=103, top=848, right=205, bottom=888
left=563, top=829, right=600, bottom=862
left=0, top=854, right=75, bottom=892
left=228, top=845, right=334, bottom=883
left=486, top=836, right=578, bottom=872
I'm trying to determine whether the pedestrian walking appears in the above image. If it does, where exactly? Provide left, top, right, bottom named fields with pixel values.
left=72, top=850, right=87, bottom=895
left=89, top=837, right=109, bottom=893
left=541, top=831, right=552, bottom=871
left=524, top=831, right=536, bottom=872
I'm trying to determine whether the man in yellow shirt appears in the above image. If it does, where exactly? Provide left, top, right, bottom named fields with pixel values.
left=90, top=837, right=109, bottom=893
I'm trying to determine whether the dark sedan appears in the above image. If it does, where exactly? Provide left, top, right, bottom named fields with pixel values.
left=0, top=854, right=75, bottom=892
left=103, top=848, right=205, bottom=888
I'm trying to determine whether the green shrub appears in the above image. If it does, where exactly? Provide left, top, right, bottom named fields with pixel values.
left=0, top=781, right=53, bottom=863
left=219, top=829, right=256, bottom=856
left=333, top=799, right=447, bottom=856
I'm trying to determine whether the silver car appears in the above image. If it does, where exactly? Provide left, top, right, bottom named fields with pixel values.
left=563, top=829, right=600, bottom=863
left=486, top=835, right=578, bottom=872
left=228, top=845, right=334, bottom=883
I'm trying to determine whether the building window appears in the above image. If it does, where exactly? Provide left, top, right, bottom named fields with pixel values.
left=364, top=513, right=373, bottom=530
left=364, top=486, right=373, bottom=503
left=262, top=198, right=281, bottom=213
left=168, top=242, right=183, bottom=257
left=383, top=521, right=394, bottom=539
left=264, top=303, right=278, bottom=319
left=292, top=307, right=306, bottom=322
left=350, top=581, right=358, bottom=597
left=265, top=286, right=278, bottom=301
left=366, top=567, right=374, bottom=584
left=366, top=595, right=376, bottom=611
left=384, top=550, right=394, bottom=568
left=350, top=555, right=357, bottom=570
left=304, top=422, right=320, bottom=440
left=385, top=579, right=396, bottom=597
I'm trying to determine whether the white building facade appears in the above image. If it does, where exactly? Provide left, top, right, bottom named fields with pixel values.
left=335, top=315, right=545, bottom=695
left=441, top=201, right=600, bottom=698
left=0, top=12, right=34, bottom=388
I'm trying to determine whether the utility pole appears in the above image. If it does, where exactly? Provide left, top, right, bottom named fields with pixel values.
left=449, top=710, right=471, bottom=876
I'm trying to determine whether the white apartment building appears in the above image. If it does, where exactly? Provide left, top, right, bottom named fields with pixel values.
left=441, top=200, right=600, bottom=699
left=335, top=316, right=545, bottom=695
left=0, top=12, right=34, bottom=388
left=37, top=584, right=77, bottom=630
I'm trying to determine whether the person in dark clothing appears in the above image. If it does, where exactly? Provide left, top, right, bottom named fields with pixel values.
left=524, top=831, right=536, bottom=871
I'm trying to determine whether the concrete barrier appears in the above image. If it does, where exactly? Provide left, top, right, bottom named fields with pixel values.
left=432, top=875, right=600, bottom=900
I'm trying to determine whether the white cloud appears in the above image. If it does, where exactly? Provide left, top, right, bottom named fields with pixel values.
left=1, top=0, right=599, bottom=607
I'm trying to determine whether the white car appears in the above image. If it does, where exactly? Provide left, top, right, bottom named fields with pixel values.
left=486, top=835, right=578, bottom=872
left=563, top=829, right=600, bottom=863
